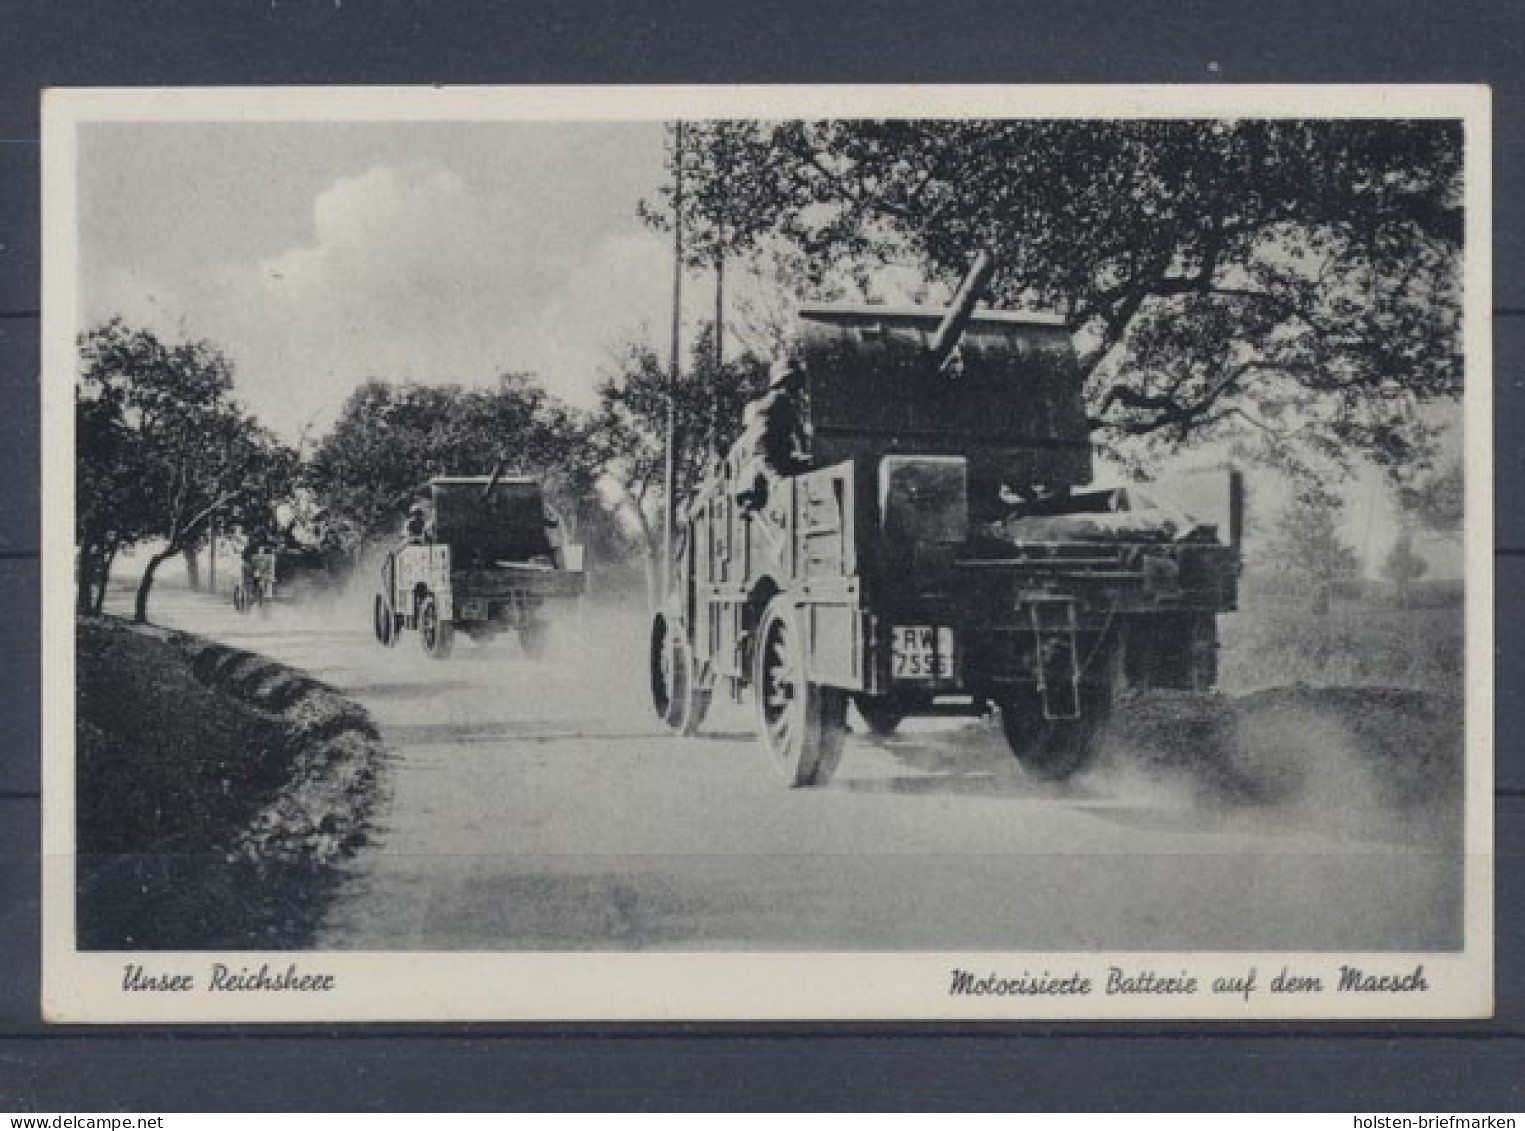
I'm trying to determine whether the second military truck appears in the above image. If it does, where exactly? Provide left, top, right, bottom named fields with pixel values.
left=374, top=473, right=585, bottom=660
left=651, top=253, right=1241, bottom=786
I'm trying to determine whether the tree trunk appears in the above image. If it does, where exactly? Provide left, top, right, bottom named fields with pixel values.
left=77, top=542, right=115, bottom=616
left=93, top=546, right=118, bottom=616
left=183, top=546, right=201, bottom=591
left=133, top=548, right=177, bottom=624
left=625, top=489, right=660, bottom=610
left=76, top=547, right=96, bottom=616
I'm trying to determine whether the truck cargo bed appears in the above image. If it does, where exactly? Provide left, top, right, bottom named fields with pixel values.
left=451, top=563, right=586, bottom=599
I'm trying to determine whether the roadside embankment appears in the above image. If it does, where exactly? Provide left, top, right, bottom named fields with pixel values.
left=76, top=616, right=390, bottom=949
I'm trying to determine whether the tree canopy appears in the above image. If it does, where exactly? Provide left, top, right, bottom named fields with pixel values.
left=590, top=323, right=769, bottom=587
left=305, top=374, right=598, bottom=548
left=76, top=320, right=298, bottom=621
left=651, top=119, right=1463, bottom=479
left=1263, top=493, right=1363, bottom=598
left=1396, top=458, right=1465, bottom=534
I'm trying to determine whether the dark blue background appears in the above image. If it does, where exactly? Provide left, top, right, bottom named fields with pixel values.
left=1, top=0, right=1520, bottom=1110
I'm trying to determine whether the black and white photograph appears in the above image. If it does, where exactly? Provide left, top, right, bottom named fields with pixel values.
left=40, top=85, right=1491, bottom=1021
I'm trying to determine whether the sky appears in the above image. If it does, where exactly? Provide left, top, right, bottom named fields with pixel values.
left=79, top=120, right=684, bottom=443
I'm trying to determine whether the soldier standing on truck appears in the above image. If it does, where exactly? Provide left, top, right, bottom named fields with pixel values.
left=734, top=355, right=811, bottom=511
left=403, top=498, right=435, bottom=545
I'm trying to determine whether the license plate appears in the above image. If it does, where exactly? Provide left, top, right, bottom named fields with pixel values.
left=892, top=625, right=955, bottom=679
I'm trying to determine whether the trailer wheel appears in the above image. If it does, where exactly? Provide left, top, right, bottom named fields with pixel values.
left=998, top=683, right=1112, bottom=781
left=753, top=597, right=847, bottom=787
left=650, top=614, right=709, bottom=735
left=418, top=593, right=454, bottom=660
left=373, top=593, right=398, bottom=647
left=854, top=694, right=909, bottom=737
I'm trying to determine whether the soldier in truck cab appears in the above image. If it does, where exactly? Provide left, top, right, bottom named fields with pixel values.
left=732, top=355, right=810, bottom=511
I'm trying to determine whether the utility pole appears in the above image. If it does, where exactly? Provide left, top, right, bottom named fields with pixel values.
left=712, top=246, right=724, bottom=455
left=661, top=120, right=684, bottom=600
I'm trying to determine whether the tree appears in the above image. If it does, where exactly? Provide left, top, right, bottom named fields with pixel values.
left=1397, top=458, right=1464, bottom=535
left=76, top=320, right=298, bottom=622
left=1382, top=528, right=1429, bottom=605
left=588, top=323, right=768, bottom=594
left=1263, top=491, right=1363, bottom=614
left=652, top=119, right=1463, bottom=479
left=305, top=375, right=598, bottom=552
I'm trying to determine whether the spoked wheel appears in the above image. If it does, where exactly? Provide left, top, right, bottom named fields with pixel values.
left=854, top=693, right=910, bottom=738
left=373, top=593, right=398, bottom=646
left=649, top=613, right=710, bottom=735
left=998, top=682, right=1114, bottom=781
left=418, top=593, right=454, bottom=660
left=753, top=597, right=847, bottom=787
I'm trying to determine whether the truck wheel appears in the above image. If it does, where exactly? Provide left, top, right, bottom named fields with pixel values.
left=373, top=594, right=397, bottom=646
left=650, top=614, right=709, bottom=735
left=854, top=694, right=908, bottom=737
left=753, top=597, right=847, bottom=787
left=518, top=620, right=550, bottom=659
left=418, top=594, right=454, bottom=660
left=998, top=684, right=1112, bottom=781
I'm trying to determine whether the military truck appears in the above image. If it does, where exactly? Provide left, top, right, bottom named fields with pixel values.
left=650, top=253, right=1241, bottom=786
left=373, top=473, right=585, bottom=660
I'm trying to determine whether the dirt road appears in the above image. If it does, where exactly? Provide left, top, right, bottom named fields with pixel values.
left=133, top=583, right=1463, bottom=952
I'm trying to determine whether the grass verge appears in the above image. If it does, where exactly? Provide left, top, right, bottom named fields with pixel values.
left=76, top=616, right=387, bottom=950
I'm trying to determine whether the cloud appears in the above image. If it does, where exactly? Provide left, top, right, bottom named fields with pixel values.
left=177, top=160, right=696, bottom=438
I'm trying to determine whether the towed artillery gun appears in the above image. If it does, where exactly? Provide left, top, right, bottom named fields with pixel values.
left=651, top=252, right=1242, bottom=786
left=373, top=471, right=585, bottom=660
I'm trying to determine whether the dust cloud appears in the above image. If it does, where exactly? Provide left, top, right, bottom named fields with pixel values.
left=121, top=555, right=1466, bottom=853
left=1079, top=687, right=1464, bottom=849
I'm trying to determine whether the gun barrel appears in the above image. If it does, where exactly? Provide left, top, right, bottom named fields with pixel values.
left=481, top=461, right=505, bottom=502
left=929, top=250, right=996, bottom=365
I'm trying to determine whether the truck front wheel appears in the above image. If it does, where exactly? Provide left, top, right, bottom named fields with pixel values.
left=753, top=597, right=847, bottom=787
left=418, top=593, right=454, bottom=660
left=373, top=593, right=398, bottom=646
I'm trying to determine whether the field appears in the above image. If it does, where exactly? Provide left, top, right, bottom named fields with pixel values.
left=1219, top=581, right=1466, bottom=695
left=75, top=616, right=387, bottom=949
left=1097, top=584, right=1469, bottom=849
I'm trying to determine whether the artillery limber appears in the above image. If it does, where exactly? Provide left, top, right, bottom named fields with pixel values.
left=652, top=253, right=1241, bottom=786
left=373, top=474, right=585, bottom=660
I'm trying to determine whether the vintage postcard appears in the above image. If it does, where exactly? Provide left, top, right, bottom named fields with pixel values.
left=41, top=85, right=1492, bottom=1021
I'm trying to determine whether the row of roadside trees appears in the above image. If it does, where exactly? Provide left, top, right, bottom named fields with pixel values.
left=76, top=320, right=298, bottom=622
left=76, top=316, right=768, bottom=623
left=78, top=305, right=1463, bottom=627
